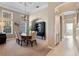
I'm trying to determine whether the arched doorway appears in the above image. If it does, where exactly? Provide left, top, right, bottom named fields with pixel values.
left=31, top=18, right=46, bottom=40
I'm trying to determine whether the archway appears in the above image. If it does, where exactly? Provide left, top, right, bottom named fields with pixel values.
left=31, top=18, right=46, bottom=40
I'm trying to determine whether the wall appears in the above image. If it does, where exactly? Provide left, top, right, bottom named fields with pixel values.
left=30, top=3, right=63, bottom=48
left=55, top=15, right=61, bottom=45
left=48, top=2, right=62, bottom=48
left=29, top=7, right=48, bottom=42
left=30, top=7, right=48, bottom=23
left=56, top=2, right=79, bottom=14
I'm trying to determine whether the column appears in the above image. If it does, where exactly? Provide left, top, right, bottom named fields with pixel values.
left=48, top=2, right=62, bottom=48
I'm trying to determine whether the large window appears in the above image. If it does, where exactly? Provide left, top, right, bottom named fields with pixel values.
left=20, top=21, right=27, bottom=35
left=0, top=10, right=13, bottom=34
left=3, top=20, right=13, bottom=34
left=66, top=23, right=73, bottom=33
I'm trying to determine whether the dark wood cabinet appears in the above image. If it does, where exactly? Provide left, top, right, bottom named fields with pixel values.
left=35, top=22, right=46, bottom=39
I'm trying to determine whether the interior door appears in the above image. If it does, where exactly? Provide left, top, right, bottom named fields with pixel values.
left=55, top=15, right=61, bottom=45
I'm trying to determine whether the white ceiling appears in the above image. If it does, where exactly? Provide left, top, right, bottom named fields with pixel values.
left=0, top=2, right=48, bottom=15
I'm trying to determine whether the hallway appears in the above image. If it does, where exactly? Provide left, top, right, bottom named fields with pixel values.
left=63, top=36, right=79, bottom=56
left=47, top=36, right=79, bottom=56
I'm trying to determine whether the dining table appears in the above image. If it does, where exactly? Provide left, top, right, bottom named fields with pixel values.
left=21, top=33, right=32, bottom=40
left=21, top=34, right=32, bottom=46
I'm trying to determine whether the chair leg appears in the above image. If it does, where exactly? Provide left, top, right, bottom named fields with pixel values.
left=22, top=40, right=25, bottom=46
left=27, top=40, right=29, bottom=46
left=16, top=39, right=18, bottom=43
left=17, top=39, right=20, bottom=44
left=16, top=39, right=19, bottom=43
left=31, top=40, right=37, bottom=47
left=25, top=40, right=27, bottom=46
left=21, top=40, right=23, bottom=46
left=16, top=39, right=20, bottom=45
left=30, top=41, right=33, bottom=47
left=34, top=40, right=37, bottom=45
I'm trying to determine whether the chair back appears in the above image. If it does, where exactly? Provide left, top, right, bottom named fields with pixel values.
left=31, top=31, right=37, bottom=40
left=15, top=32, right=22, bottom=40
left=15, top=32, right=18, bottom=39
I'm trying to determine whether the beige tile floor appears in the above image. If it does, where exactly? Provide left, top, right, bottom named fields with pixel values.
left=0, top=38, right=50, bottom=56
left=63, top=36, right=79, bottom=56
left=0, top=36, right=79, bottom=56
left=47, top=41, right=64, bottom=56
left=47, top=36, right=79, bottom=56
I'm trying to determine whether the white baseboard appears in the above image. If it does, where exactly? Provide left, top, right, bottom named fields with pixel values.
left=48, top=46, right=55, bottom=49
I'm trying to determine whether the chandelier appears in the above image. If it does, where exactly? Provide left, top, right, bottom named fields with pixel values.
left=23, top=2, right=27, bottom=21
left=24, top=2, right=29, bottom=36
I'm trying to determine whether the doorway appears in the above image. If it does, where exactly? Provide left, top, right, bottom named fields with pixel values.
left=61, top=11, right=79, bottom=55
left=31, top=19, right=46, bottom=40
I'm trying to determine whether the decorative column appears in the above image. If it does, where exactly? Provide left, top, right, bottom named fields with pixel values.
left=48, top=2, right=62, bottom=48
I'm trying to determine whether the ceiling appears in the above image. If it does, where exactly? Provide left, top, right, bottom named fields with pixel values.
left=0, top=2, right=48, bottom=15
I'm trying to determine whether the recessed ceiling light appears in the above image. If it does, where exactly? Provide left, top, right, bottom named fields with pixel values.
left=36, top=6, right=40, bottom=8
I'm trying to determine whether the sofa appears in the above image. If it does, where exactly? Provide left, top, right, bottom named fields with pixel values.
left=0, top=33, right=6, bottom=44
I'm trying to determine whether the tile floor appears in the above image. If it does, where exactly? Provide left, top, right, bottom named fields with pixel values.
left=0, top=38, right=50, bottom=56
left=47, top=36, right=79, bottom=56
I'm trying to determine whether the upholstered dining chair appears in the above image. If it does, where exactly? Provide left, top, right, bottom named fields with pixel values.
left=15, top=32, right=26, bottom=46
left=29, top=31, right=37, bottom=47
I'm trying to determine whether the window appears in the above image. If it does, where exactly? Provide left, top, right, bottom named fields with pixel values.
left=2, top=10, right=13, bottom=19
left=65, top=23, right=73, bottom=35
left=3, top=20, right=13, bottom=34
left=20, top=21, right=27, bottom=35
left=0, top=10, right=13, bottom=34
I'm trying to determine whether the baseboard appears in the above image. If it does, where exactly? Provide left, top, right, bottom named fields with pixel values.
left=48, top=46, right=55, bottom=50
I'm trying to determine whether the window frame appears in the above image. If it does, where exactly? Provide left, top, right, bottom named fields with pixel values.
left=1, top=10, right=13, bottom=34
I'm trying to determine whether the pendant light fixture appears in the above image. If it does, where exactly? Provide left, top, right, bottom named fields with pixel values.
left=24, top=2, right=29, bottom=36
left=24, top=2, right=27, bottom=21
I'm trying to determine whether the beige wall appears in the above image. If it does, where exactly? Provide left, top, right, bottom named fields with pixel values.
left=30, top=8, right=48, bottom=22
left=55, top=15, right=61, bottom=45
left=48, top=2, right=62, bottom=48
left=30, top=2, right=63, bottom=48
left=0, top=6, right=24, bottom=39
left=56, top=2, right=79, bottom=14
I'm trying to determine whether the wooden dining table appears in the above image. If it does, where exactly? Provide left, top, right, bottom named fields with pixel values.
left=21, top=35, right=32, bottom=40
left=21, top=35, right=32, bottom=46
left=21, top=33, right=32, bottom=40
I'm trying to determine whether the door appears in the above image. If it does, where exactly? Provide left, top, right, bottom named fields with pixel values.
left=55, top=15, right=61, bottom=45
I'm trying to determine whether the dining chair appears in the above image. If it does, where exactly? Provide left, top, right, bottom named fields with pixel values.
left=15, top=32, right=26, bottom=46
left=29, top=31, right=37, bottom=47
